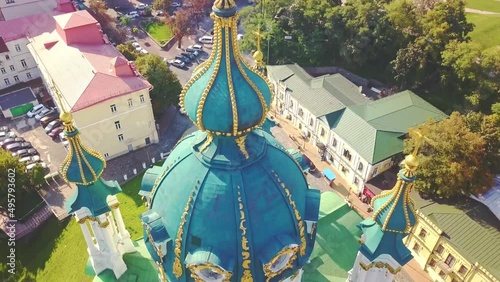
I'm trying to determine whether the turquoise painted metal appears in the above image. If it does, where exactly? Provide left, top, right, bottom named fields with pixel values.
left=140, top=1, right=320, bottom=281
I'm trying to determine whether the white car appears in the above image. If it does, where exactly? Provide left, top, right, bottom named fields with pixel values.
left=127, top=11, right=139, bottom=18
left=19, top=155, right=41, bottom=164
left=171, top=2, right=181, bottom=7
left=26, top=162, right=47, bottom=171
left=59, top=132, right=69, bottom=147
left=140, top=49, right=149, bottom=54
left=187, top=44, right=203, bottom=52
left=136, top=3, right=147, bottom=10
left=199, top=35, right=213, bottom=44
left=27, top=104, right=47, bottom=118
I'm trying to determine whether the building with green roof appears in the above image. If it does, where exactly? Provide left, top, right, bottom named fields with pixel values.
left=405, top=191, right=500, bottom=282
left=267, top=64, right=447, bottom=194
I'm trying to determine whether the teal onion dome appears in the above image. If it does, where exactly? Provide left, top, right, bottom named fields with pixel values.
left=355, top=155, right=419, bottom=266
left=60, top=112, right=106, bottom=185
left=140, top=130, right=320, bottom=282
left=179, top=0, right=273, bottom=137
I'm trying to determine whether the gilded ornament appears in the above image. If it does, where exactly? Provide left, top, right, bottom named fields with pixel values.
left=237, top=186, right=253, bottom=282
left=173, top=189, right=197, bottom=278
left=263, top=245, right=299, bottom=281
left=188, top=262, right=232, bottom=282
left=156, top=261, right=168, bottom=282
left=235, top=135, right=249, bottom=158
left=145, top=225, right=164, bottom=262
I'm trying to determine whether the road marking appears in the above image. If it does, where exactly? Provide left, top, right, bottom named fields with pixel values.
left=47, top=154, right=51, bottom=164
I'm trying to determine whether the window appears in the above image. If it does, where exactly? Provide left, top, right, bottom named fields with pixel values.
left=145, top=137, right=151, bottom=144
left=428, top=259, right=436, bottom=268
left=15, top=44, right=21, bottom=52
left=4, top=78, right=10, bottom=85
left=451, top=279, right=458, bottom=282
left=320, top=128, right=325, bottom=137
left=341, top=165, right=348, bottom=174
left=332, top=138, right=337, bottom=147
left=104, top=153, right=109, bottom=158
left=26, top=72, right=31, bottom=79
left=358, top=162, right=363, bottom=171
left=6, top=0, right=15, bottom=4
left=445, top=254, right=456, bottom=267
left=438, top=271, right=446, bottom=278
left=118, top=134, right=124, bottom=141
left=289, top=100, right=293, bottom=109
left=309, top=118, right=314, bottom=126
left=298, top=108, right=303, bottom=117
left=140, top=94, right=145, bottom=103
left=412, top=243, right=421, bottom=253
left=458, top=265, right=468, bottom=275
left=5, top=55, right=10, bottom=60
left=127, top=98, right=133, bottom=107
left=436, top=244, right=444, bottom=254
left=343, top=149, right=352, bottom=161
left=114, top=121, right=121, bottom=130
left=372, top=167, right=378, bottom=176
left=0, top=68, right=5, bottom=74
left=13, top=75, right=19, bottom=82
left=419, top=228, right=427, bottom=239
left=354, top=177, right=359, bottom=185
left=9, top=65, right=15, bottom=71
left=298, top=123, right=302, bottom=130
left=191, top=235, right=201, bottom=246
left=20, top=59, right=27, bottom=68
left=110, top=104, right=117, bottom=113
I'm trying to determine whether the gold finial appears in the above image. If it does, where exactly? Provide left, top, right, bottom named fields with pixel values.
left=214, top=0, right=236, bottom=9
left=403, top=129, right=432, bottom=175
left=252, top=26, right=265, bottom=69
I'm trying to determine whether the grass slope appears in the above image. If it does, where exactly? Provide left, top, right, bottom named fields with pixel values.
left=0, top=173, right=148, bottom=282
left=467, top=14, right=500, bottom=49
left=466, top=0, right=500, bottom=13
left=142, top=22, right=173, bottom=43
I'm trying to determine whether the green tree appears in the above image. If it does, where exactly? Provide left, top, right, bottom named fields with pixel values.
left=135, top=54, right=182, bottom=116
left=0, top=150, right=29, bottom=209
left=152, top=0, right=172, bottom=12
left=117, top=42, right=141, bottom=61
left=404, top=112, right=493, bottom=198
left=465, top=111, right=500, bottom=175
left=167, top=9, right=197, bottom=48
left=121, top=16, right=131, bottom=26
left=30, top=164, right=46, bottom=188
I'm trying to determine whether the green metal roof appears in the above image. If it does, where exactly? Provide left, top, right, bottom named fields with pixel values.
left=332, top=91, right=447, bottom=164
left=267, top=64, right=367, bottom=117
left=411, top=191, right=500, bottom=279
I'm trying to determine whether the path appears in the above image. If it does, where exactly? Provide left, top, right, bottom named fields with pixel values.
left=0, top=205, right=53, bottom=239
left=465, top=7, right=500, bottom=15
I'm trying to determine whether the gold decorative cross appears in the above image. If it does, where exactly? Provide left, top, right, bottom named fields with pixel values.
left=253, top=26, right=264, bottom=52
left=409, top=128, right=432, bottom=156
left=50, top=78, right=68, bottom=113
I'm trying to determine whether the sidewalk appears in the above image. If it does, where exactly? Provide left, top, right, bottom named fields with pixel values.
left=269, top=113, right=432, bottom=282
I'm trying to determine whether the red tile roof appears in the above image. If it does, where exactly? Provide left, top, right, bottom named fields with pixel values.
left=0, top=13, right=58, bottom=42
left=55, top=10, right=97, bottom=30
left=0, top=37, right=9, bottom=53
left=111, top=56, right=128, bottom=66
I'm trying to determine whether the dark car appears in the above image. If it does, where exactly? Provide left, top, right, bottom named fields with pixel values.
left=13, top=148, right=38, bottom=158
left=1, top=137, right=24, bottom=148
left=181, top=52, right=195, bottom=60
left=5, top=142, right=21, bottom=152
left=48, top=127, right=64, bottom=139
left=41, top=114, right=59, bottom=127
left=18, top=142, right=32, bottom=150
left=185, top=49, right=199, bottom=57
left=175, top=55, right=190, bottom=63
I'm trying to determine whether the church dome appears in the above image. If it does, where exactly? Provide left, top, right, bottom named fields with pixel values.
left=141, top=130, right=319, bottom=281
left=179, top=0, right=273, bottom=137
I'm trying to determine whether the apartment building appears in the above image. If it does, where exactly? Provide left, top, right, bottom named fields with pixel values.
left=0, top=0, right=58, bottom=21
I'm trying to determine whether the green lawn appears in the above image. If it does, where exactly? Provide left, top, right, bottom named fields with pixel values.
left=141, top=22, right=173, bottom=44
left=467, top=13, right=500, bottom=49
left=0, top=173, right=148, bottom=281
left=466, top=0, right=500, bottom=13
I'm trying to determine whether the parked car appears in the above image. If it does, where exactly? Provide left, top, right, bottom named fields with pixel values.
left=186, top=49, right=199, bottom=57
left=171, top=2, right=181, bottom=7
left=0, top=125, right=8, bottom=133
left=181, top=52, right=195, bottom=60
left=127, top=35, right=136, bottom=42
left=127, top=11, right=139, bottom=18
left=41, top=114, right=59, bottom=127
left=0, top=131, right=16, bottom=141
left=175, top=55, right=190, bottom=63
left=26, top=162, right=47, bottom=171
left=44, top=120, right=62, bottom=133
left=48, top=127, right=64, bottom=139
left=186, top=44, right=203, bottom=52
left=35, top=107, right=57, bottom=120
left=12, top=148, right=38, bottom=158
left=136, top=3, right=148, bottom=9
left=170, top=59, right=186, bottom=68
left=140, top=49, right=149, bottom=54
left=18, top=142, right=32, bottom=150
left=199, top=35, right=213, bottom=44
left=27, top=104, right=47, bottom=118
left=114, top=5, right=126, bottom=11
left=5, top=142, right=21, bottom=152
left=59, top=132, right=69, bottom=147
left=19, top=155, right=41, bottom=164
left=1, top=137, right=23, bottom=148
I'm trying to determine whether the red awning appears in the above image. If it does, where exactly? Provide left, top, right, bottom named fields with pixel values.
left=363, top=187, right=375, bottom=198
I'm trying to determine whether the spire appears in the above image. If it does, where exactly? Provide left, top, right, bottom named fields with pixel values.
left=370, top=129, right=428, bottom=233
left=252, top=26, right=265, bottom=70
left=52, top=83, right=105, bottom=185
left=179, top=0, right=273, bottom=157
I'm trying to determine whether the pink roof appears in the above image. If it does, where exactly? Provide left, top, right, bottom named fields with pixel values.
left=55, top=10, right=97, bottom=30
left=111, top=56, right=128, bottom=66
left=0, top=13, right=57, bottom=42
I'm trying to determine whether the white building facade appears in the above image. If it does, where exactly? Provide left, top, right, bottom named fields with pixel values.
left=0, top=37, right=40, bottom=90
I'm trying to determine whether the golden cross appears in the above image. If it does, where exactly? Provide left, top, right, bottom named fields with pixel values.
left=409, top=128, right=432, bottom=156
left=253, top=26, right=264, bottom=52
left=50, top=78, right=68, bottom=113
